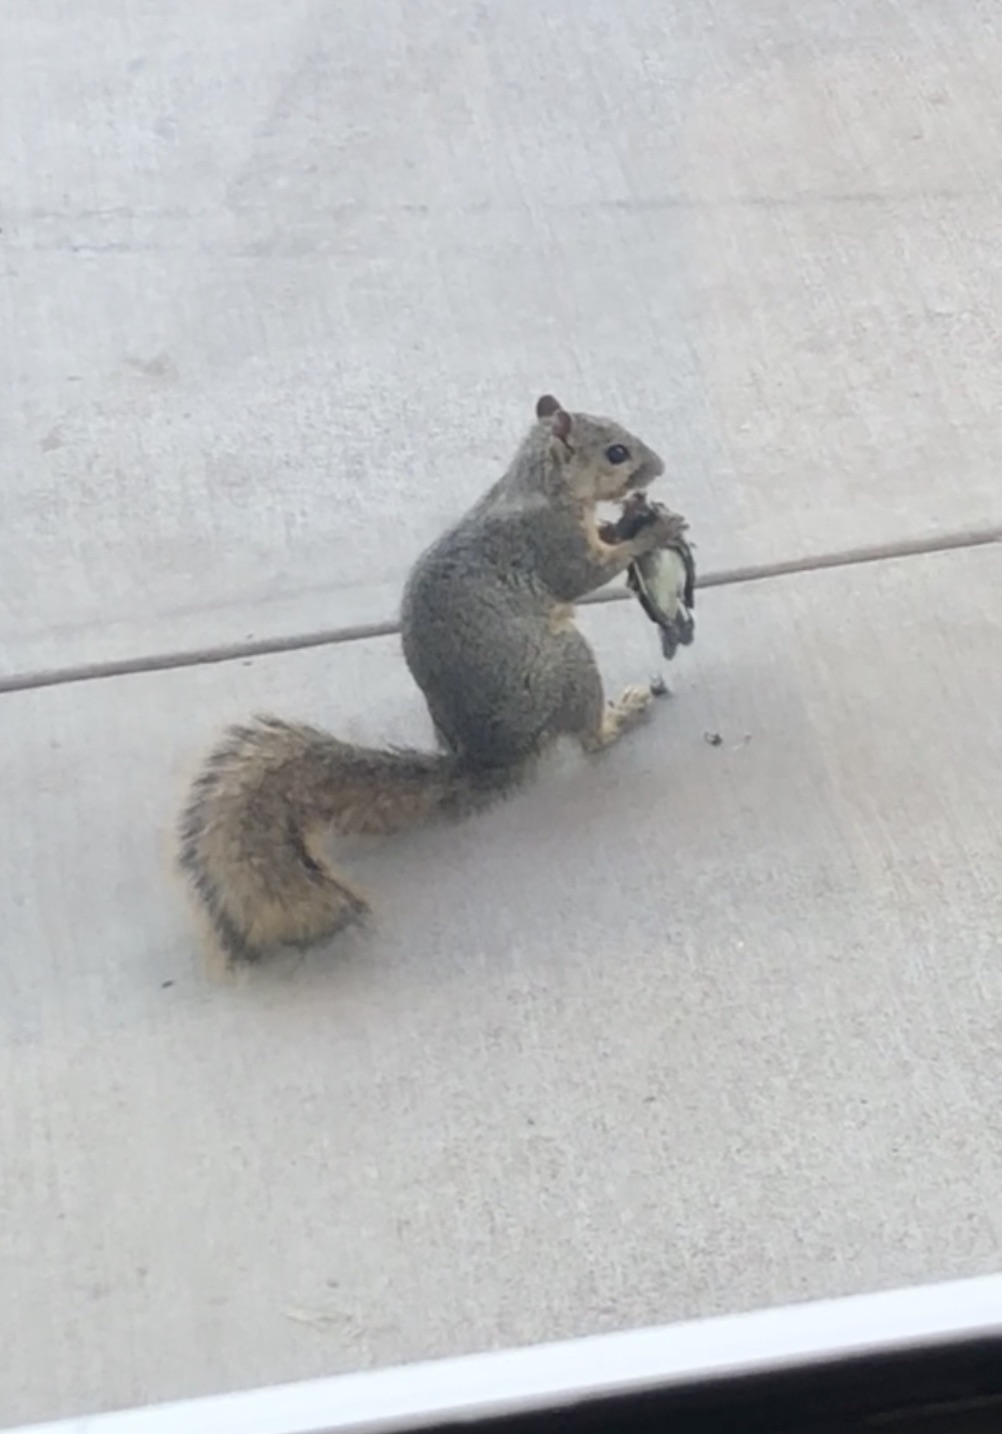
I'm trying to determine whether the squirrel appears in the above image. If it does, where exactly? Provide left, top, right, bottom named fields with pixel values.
left=177, top=395, right=686, bottom=968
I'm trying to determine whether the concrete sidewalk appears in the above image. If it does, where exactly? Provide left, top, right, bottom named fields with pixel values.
left=2, top=0, right=1001, bottom=1427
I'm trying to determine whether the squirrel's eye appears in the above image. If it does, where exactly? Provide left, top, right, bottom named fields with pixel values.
left=605, top=444, right=631, bottom=465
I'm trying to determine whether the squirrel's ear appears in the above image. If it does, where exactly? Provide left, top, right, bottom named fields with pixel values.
left=550, top=407, right=572, bottom=443
left=535, top=394, right=562, bottom=419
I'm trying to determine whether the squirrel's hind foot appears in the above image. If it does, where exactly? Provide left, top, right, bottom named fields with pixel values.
left=581, top=684, right=655, bottom=753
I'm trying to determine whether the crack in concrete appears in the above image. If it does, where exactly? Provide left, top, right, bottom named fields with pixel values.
left=1, top=526, right=998, bottom=697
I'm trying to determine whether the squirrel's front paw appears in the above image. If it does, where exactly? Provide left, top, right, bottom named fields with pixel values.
left=641, top=507, right=689, bottom=550
left=609, top=496, right=689, bottom=552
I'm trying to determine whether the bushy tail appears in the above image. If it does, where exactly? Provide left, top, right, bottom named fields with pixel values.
left=177, top=716, right=516, bottom=967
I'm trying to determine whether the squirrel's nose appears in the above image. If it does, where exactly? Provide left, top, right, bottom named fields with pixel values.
left=635, top=452, right=665, bottom=485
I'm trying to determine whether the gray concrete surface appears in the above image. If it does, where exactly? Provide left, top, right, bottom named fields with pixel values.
left=4, top=0, right=1002, bottom=675
left=3, top=553, right=1002, bottom=1425
left=3, top=0, right=1002, bottom=1427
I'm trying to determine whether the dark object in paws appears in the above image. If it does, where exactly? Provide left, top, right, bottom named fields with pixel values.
left=606, top=493, right=696, bottom=661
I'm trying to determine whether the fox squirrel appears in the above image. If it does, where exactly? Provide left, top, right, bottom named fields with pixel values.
left=177, top=395, right=687, bottom=967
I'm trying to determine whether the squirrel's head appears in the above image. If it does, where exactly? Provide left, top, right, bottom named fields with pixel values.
left=534, top=394, right=665, bottom=504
